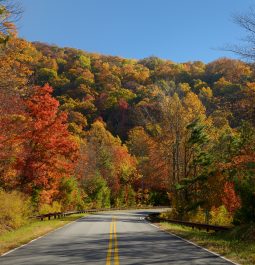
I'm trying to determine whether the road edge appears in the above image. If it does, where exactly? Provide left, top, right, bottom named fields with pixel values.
left=1, top=215, right=88, bottom=257
left=145, top=219, right=241, bottom=265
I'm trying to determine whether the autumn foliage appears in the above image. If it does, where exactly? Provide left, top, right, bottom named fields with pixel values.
left=222, top=182, right=241, bottom=214
left=0, top=84, right=78, bottom=206
left=1, top=0, right=255, bottom=226
left=19, top=84, right=78, bottom=204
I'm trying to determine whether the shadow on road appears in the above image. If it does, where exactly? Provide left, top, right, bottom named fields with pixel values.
left=0, top=210, right=233, bottom=265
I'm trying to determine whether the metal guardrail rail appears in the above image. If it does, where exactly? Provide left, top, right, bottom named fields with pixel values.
left=34, top=206, right=169, bottom=221
left=34, top=207, right=230, bottom=232
left=148, top=213, right=232, bottom=232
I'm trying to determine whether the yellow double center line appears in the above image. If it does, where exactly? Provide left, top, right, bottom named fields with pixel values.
left=106, top=216, right=119, bottom=265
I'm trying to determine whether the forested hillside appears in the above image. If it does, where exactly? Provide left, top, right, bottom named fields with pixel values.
left=0, top=1, right=255, bottom=232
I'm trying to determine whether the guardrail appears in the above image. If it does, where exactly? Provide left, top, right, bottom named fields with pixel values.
left=148, top=213, right=232, bottom=232
left=34, top=206, right=169, bottom=221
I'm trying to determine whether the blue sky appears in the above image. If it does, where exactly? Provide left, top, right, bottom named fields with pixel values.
left=19, top=0, right=254, bottom=63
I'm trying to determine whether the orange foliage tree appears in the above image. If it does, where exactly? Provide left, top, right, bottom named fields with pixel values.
left=222, top=182, right=241, bottom=214
left=18, top=84, right=78, bottom=204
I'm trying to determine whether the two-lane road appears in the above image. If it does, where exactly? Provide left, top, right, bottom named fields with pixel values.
left=0, top=210, right=237, bottom=265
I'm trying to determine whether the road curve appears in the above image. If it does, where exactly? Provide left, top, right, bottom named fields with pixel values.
left=0, top=209, right=236, bottom=265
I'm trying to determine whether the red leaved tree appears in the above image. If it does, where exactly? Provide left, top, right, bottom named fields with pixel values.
left=18, top=84, right=78, bottom=204
left=222, top=182, right=241, bottom=214
left=0, top=89, right=28, bottom=189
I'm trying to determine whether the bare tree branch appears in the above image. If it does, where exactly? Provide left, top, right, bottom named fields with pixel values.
left=227, top=7, right=255, bottom=62
left=0, top=0, right=22, bottom=37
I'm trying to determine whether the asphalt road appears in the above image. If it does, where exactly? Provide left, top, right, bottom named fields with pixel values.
left=0, top=209, right=236, bottom=265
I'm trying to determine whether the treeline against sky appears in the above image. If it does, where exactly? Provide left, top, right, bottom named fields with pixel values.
left=0, top=1, right=255, bottom=231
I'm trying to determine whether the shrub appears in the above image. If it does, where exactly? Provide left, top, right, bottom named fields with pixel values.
left=161, top=206, right=233, bottom=226
left=188, top=207, right=207, bottom=223
left=38, top=201, right=62, bottom=215
left=0, top=190, right=32, bottom=232
left=160, top=208, right=179, bottom=219
left=210, top=205, right=233, bottom=226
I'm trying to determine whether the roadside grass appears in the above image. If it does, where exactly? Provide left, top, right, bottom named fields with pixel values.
left=158, top=222, right=255, bottom=265
left=0, top=213, right=87, bottom=255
